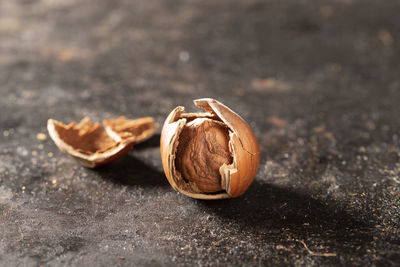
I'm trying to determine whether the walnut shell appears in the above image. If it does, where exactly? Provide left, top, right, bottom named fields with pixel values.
left=47, top=116, right=157, bottom=168
left=160, top=98, right=260, bottom=199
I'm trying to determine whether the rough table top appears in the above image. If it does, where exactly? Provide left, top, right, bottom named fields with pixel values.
left=0, top=0, right=399, bottom=266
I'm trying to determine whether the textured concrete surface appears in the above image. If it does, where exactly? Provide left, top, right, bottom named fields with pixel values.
left=0, top=0, right=399, bottom=266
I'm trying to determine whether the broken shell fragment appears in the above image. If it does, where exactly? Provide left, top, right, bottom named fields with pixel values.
left=47, top=116, right=157, bottom=168
left=160, top=98, right=260, bottom=199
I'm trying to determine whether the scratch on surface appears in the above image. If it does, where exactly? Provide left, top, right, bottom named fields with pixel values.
left=297, top=240, right=337, bottom=257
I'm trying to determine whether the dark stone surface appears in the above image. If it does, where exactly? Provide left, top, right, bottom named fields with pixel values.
left=0, top=0, right=399, bottom=265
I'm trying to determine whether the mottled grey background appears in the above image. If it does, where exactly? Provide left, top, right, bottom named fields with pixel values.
left=0, top=0, right=399, bottom=266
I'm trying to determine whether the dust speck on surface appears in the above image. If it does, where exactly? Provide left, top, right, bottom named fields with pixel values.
left=36, top=133, right=47, bottom=141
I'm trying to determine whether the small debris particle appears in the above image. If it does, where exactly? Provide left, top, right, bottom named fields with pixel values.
left=319, top=5, right=333, bottom=18
left=378, top=29, right=394, bottom=46
left=234, top=88, right=245, bottom=96
left=181, top=245, right=190, bottom=250
left=251, top=77, right=291, bottom=91
left=329, top=63, right=342, bottom=73
left=297, top=240, right=336, bottom=257
left=313, top=126, right=325, bottom=133
left=58, top=50, right=77, bottom=61
left=32, top=150, right=38, bottom=156
left=17, top=147, right=28, bottom=156
left=36, top=133, right=47, bottom=141
left=367, top=121, right=376, bottom=130
left=179, top=50, right=190, bottom=62
left=3, top=130, right=9, bottom=137
left=48, top=152, right=53, bottom=157
left=268, top=116, right=288, bottom=128
left=276, top=245, right=290, bottom=251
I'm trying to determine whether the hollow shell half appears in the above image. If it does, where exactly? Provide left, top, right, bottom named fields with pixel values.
left=48, top=116, right=157, bottom=168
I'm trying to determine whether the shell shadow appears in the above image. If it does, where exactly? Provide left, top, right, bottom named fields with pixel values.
left=198, top=180, right=377, bottom=255
left=93, top=153, right=168, bottom=187
left=133, top=133, right=161, bottom=151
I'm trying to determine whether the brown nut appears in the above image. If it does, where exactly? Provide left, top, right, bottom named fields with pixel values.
left=47, top=116, right=157, bottom=168
left=160, top=98, right=260, bottom=199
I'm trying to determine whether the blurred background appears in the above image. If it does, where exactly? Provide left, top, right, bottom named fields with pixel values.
left=1, top=0, right=399, bottom=126
left=0, top=0, right=399, bottom=266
